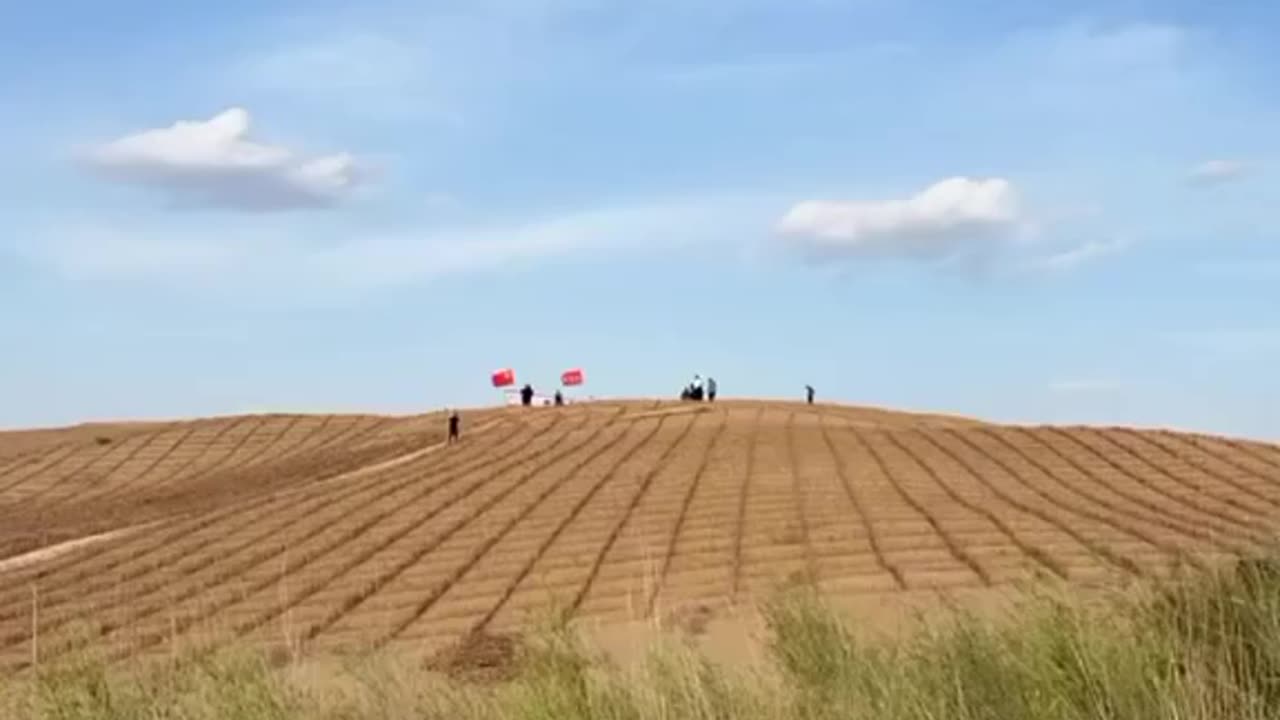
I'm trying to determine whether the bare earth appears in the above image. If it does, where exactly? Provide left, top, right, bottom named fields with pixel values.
left=0, top=398, right=1278, bottom=672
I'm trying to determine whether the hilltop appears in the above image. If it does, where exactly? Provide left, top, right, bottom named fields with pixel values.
left=0, top=398, right=1277, bottom=671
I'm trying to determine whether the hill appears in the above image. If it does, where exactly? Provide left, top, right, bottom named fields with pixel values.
left=0, top=398, right=1277, bottom=671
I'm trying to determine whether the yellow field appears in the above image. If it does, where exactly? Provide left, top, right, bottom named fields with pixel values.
left=0, top=399, right=1278, bottom=673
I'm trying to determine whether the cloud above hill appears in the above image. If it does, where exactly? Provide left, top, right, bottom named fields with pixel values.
left=775, top=177, right=1026, bottom=263
left=82, top=108, right=365, bottom=212
left=1186, top=159, right=1253, bottom=187
left=13, top=193, right=763, bottom=306
left=1025, top=235, right=1133, bottom=273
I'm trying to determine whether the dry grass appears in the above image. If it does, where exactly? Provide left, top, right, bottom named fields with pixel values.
left=9, top=555, right=1280, bottom=718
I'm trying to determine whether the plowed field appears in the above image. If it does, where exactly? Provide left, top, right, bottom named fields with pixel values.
left=1, top=399, right=1278, bottom=671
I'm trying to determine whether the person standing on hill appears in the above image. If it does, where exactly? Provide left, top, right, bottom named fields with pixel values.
left=554, top=389, right=564, bottom=406
left=805, top=385, right=815, bottom=405
left=520, top=384, right=534, bottom=407
left=447, top=409, right=461, bottom=444
left=706, top=376, right=718, bottom=402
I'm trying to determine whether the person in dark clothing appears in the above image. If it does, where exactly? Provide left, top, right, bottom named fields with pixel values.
left=554, top=390, right=564, bottom=406
left=447, top=409, right=461, bottom=444
left=805, top=385, right=815, bottom=404
left=706, top=377, right=717, bottom=402
left=520, top=384, right=534, bottom=407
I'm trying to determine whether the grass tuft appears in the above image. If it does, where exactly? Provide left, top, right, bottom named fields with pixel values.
left=11, top=553, right=1280, bottom=718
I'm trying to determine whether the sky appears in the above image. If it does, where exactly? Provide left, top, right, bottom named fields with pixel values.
left=1, top=0, right=1277, bottom=439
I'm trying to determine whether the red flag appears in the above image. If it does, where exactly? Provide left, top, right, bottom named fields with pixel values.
left=491, top=368, right=516, bottom=387
left=561, top=368, right=584, bottom=386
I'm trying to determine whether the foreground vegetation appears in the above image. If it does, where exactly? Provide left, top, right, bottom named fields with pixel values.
left=8, top=555, right=1280, bottom=719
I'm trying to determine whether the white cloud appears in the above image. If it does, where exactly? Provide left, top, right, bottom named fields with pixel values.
left=14, top=195, right=763, bottom=304
left=82, top=108, right=366, bottom=212
left=1186, top=159, right=1253, bottom=186
left=775, top=177, right=1027, bottom=263
left=21, top=225, right=247, bottom=279
left=1025, top=235, right=1133, bottom=272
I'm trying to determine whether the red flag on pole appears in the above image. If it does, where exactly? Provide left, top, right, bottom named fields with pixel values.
left=491, top=368, right=516, bottom=387
left=560, top=368, right=584, bottom=386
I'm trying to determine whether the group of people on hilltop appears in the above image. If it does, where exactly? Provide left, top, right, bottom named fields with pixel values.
left=678, top=375, right=815, bottom=404
left=679, top=376, right=815, bottom=405
left=447, top=377, right=816, bottom=446
left=515, top=384, right=566, bottom=407
left=680, top=374, right=718, bottom=402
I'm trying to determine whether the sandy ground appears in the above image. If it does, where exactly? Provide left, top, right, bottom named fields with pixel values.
left=0, top=399, right=1274, bottom=672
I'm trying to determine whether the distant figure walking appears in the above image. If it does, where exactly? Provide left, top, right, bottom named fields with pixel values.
left=706, top=377, right=717, bottom=402
left=805, top=385, right=815, bottom=405
left=691, top=374, right=705, bottom=402
left=520, top=384, right=535, bottom=407
left=447, top=409, right=461, bottom=444
left=554, top=389, right=564, bottom=406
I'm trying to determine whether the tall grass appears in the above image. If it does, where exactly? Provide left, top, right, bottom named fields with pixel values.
left=7, top=554, right=1280, bottom=719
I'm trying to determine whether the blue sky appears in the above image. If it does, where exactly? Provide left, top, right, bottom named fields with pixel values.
left=2, top=0, right=1277, bottom=439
